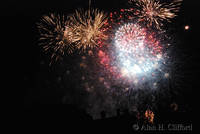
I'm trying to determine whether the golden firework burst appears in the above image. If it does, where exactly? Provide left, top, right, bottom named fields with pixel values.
left=65, top=9, right=108, bottom=52
left=129, top=0, right=182, bottom=29
left=37, top=13, right=74, bottom=63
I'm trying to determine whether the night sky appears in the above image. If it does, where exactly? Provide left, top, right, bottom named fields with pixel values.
left=3, top=0, right=196, bottom=133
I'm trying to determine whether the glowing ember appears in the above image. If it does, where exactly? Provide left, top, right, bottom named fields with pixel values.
left=184, top=25, right=190, bottom=30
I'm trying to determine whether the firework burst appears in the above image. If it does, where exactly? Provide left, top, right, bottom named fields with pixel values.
left=114, top=23, right=162, bottom=80
left=129, top=0, right=182, bottom=29
left=66, top=9, right=108, bottom=52
left=98, top=23, right=167, bottom=88
left=37, top=13, right=74, bottom=63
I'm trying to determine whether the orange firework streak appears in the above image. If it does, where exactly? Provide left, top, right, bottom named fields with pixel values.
left=145, top=109, right=154, bottom=123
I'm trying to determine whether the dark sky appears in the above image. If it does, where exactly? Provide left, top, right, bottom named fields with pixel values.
left=2, top=0, right=196, bottom=118
left=1, top=0, right=196, bottom=15
left=1, top=2, right=197, bottom=134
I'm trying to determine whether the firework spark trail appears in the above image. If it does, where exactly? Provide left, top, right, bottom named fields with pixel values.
left=65, top=9, right=108, bottom=52
left=129, top=0, right=183, bottom=29
left=37, top=13, right=74, bottom=63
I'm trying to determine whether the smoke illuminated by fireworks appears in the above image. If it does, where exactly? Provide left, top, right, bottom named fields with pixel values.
left=65, top=9, right=108, bottom=52
left=37, top=14, right=74, bottom=63
left=129, top=0, right=182, bottom=29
